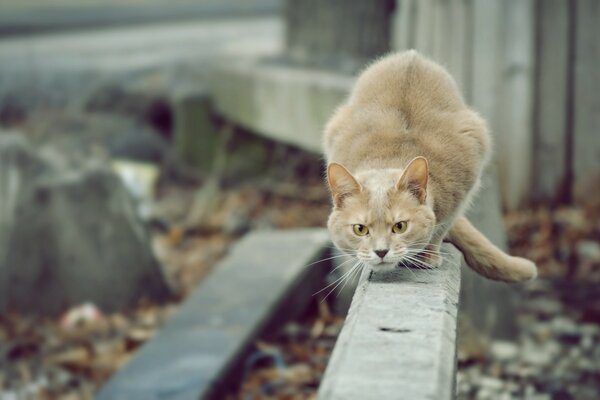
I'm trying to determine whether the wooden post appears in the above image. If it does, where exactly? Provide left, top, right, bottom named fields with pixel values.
left=573, top=0, right=600, bottom=188
left=533, top=0, right=571, bottom=202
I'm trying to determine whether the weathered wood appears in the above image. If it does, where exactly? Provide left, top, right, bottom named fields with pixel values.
left=319, top=244, right=461, bottom=400
left=431, top=0, right=450, bottom=63
left=461, top=168, right=519, bottom=341
left=533, top=0, right=571, bottom=202
left=470, top=0, right=536, bottom=209
left=414, top=0, right=435, bottom=57
left=284, top=0, right=394, bottom=71
left=470, top=0, right=503, bottom=132
left=391, top=0, right=417, bottom=51
left=447, top=0, right=471, bottom=99
left=98, top=229, right=330, bottom=400
left=497, top=0, right=535, bottom=209
left=573, top=0, right=600, bottom=186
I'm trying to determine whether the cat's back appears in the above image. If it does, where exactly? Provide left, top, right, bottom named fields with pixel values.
left=324, top=51, right=490, bottom=182
left=350, top=50, right=465, bottom=116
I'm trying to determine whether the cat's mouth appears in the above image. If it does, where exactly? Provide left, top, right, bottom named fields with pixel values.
left=362, top=250, right=409, bottom=267
left=365, top=260, right=399, bottom=272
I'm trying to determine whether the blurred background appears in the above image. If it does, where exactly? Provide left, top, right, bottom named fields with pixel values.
left=0, top=0, right=598, bottom=399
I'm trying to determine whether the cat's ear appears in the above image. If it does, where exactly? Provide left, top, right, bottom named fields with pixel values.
left=397, top=156, right=429, bottom=204
left=327, top=163, right=361, bottom=207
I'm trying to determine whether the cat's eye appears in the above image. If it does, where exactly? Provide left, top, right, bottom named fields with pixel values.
left=352, top=224, right=369, bottom=236
left=392, top=221, right=408, bottom=234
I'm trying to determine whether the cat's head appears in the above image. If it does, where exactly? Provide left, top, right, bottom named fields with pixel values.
left=326, top=157, right=436, bottom=271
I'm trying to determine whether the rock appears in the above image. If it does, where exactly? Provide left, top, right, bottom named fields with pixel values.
left=0, top=133, right=170, bottom=315
left=576, top=240, right=600, bottom=263
left=580, top=335, right=594, bottom=351
left=222, top=209, right=252, bottom=236
left=530, top=322, right=553, bottom=342
left=527, top=298, right=563, bottom=318
left=551, top=317, right=581, bottom=344
left=85, top=79, right=172, bottom=137
left=579, top=323, right=600, bottom=337
left=475, top=387, right=494, bottom=400
left=490, top=340, right=519, bottom=361
left=24, top=111, right=169, bottom=164
left=0, top=134, right=51, bottom=311
left=521, top=339, right=561, bottom=366
left=479, top=376, right=504, bottom=390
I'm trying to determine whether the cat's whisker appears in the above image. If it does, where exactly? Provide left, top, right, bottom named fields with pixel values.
left=302, top=253, right=357, bottom=269
left=320, top=261, right=363, bottom=301
left=398, top=259, right=418, bottom=279
left=402, top=254, right=439, bottom=277
left=403, top=254, right=458, bottom=290
left=331, top=257, right=358, bottom=273
left=315, top=260, right=362, bottom=297
left=336, top=262, right=365, bottom=298
left=409, top=251, right=462, bottom=269
left=326, top=245, right=361, bottom=251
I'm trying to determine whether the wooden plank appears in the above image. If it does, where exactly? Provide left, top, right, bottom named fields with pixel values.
left=319, top=244, right=461, bottom=400
left=533, top=0, right=570, bottom=201
left=98, top=229, right=330, bottom=400
left=573, top=0, right=600, bottom=185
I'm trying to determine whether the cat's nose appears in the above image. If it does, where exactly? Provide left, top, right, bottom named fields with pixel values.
left=374, top=249, right=389, bottom=259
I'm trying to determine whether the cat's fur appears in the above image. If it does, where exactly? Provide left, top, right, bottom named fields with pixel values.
left=324, top=50, right=537, bottom=282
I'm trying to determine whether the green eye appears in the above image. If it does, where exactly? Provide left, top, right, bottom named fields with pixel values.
left=392, top=221, right=408, bottom=234
left=352, top=224, right=369, bottom=236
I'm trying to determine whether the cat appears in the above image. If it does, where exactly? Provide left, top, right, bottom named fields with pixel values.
left=323, top=50, right=537, bottom=282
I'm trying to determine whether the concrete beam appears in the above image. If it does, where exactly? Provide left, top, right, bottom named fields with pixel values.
left=98, top=228, right=330, bottom=400
left=209, top=59, right=354, bottom=153
left=319, top=244, right=461, bottom=400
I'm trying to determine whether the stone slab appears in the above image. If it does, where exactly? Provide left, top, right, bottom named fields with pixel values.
left=209, top=59, right=353, bottom=153
left=98, top=228, right=330, bottom=400
left=319, top=244, right=461, bottom=400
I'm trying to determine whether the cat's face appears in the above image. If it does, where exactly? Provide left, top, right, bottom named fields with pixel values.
left=327, top=157, right=436, bottom=271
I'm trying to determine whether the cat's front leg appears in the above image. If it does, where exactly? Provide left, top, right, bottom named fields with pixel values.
left=419, top=241, right=443, bottom=267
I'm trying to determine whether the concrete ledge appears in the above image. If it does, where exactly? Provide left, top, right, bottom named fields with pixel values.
left=98, top=228, right=330, bottom=400
left=209, top=59, right=354, bottom=153
left=319, top=244, right=461, bottom=400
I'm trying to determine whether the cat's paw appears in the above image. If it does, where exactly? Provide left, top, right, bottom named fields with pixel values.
left=419, top=245, right=443, bottom=267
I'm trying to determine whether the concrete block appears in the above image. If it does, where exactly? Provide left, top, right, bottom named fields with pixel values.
left=98, top=228, right=330, bottom=400
left=319, top=244, right=461, bottom=400
left=209, top=59, right=353, bottom=153
left=172, top=90, right=219, bottom=171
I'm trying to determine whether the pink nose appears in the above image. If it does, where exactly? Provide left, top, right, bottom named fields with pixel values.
left=375, top=249, right=389, bottom=258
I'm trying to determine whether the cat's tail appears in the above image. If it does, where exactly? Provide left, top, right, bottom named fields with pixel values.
left=446, top=216, right=537, bottom=282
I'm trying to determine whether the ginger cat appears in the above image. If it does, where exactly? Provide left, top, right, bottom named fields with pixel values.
left=324, top=50, right=537, bottom=282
